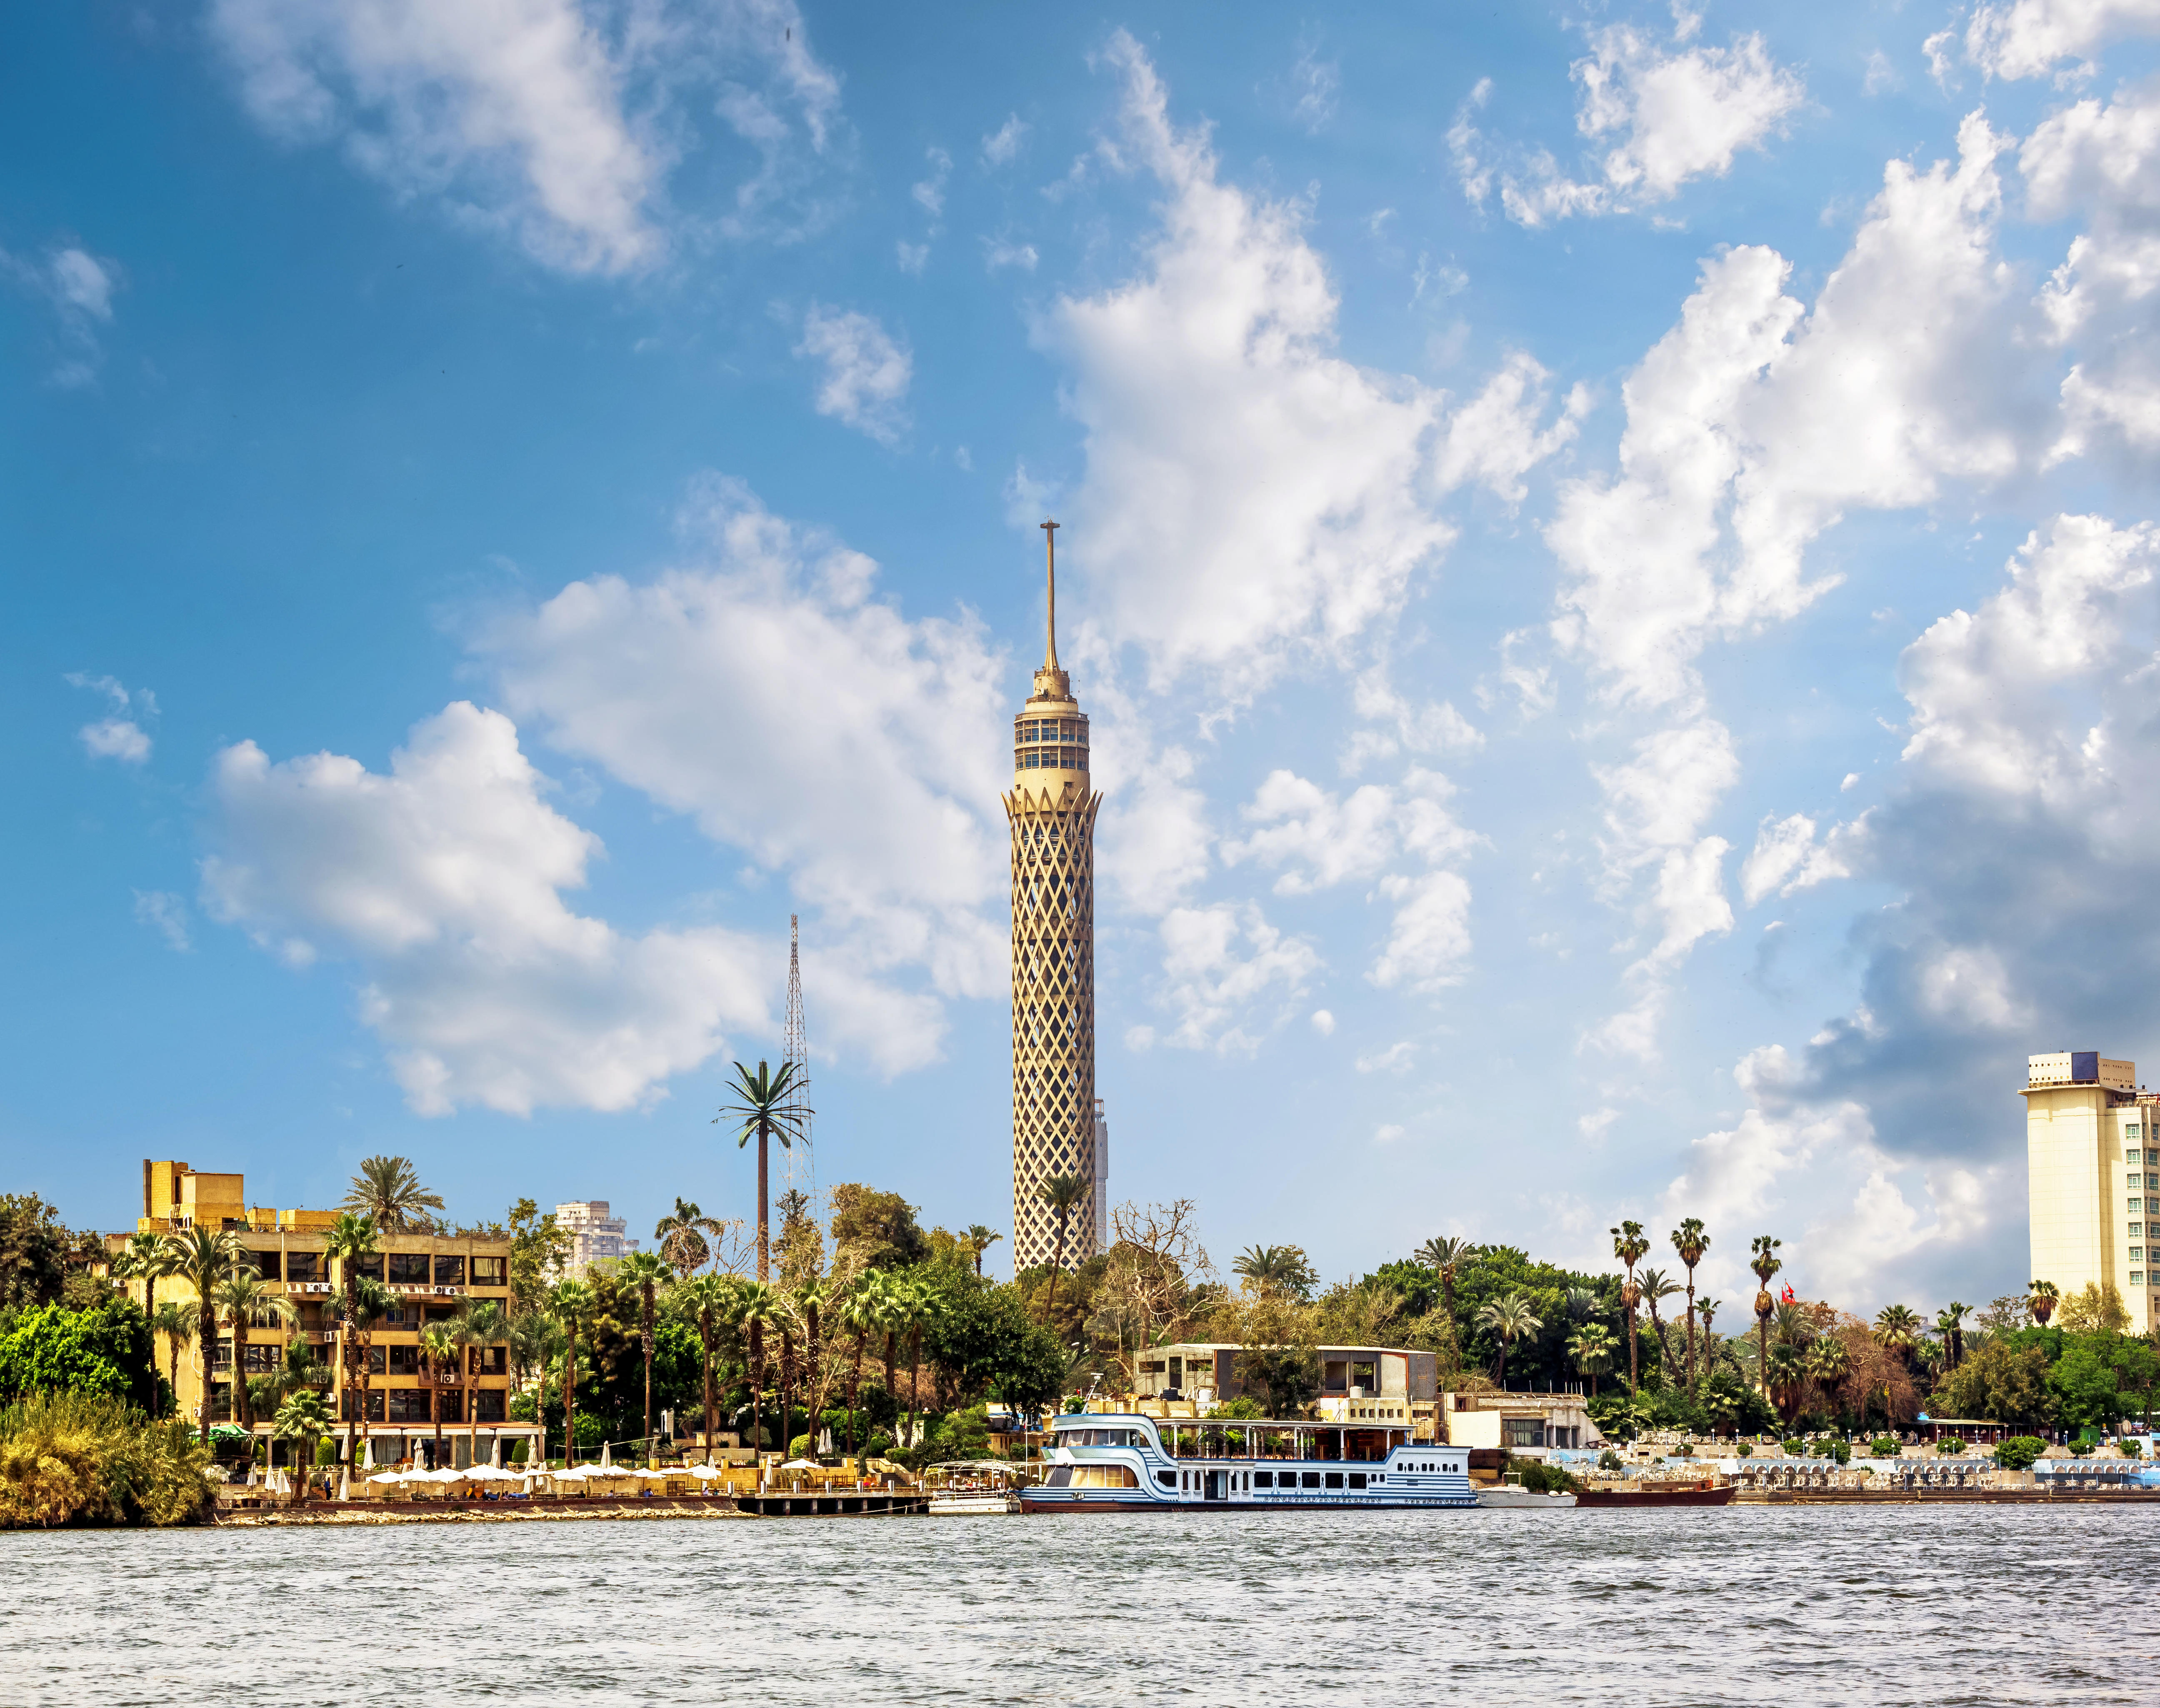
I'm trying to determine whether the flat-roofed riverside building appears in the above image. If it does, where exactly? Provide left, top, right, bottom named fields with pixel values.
left=1135, top=1342, right=1438, bottom=1433
left=2025, top=1052, right=2160, bottom=1332
left=116, top=1161, right=531, bottom=1467
left=1437, top=1390, right=1601, bottom=1454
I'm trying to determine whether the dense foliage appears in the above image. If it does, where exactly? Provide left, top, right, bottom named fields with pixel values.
left=0, top=1300, right=162, bottom=1413
left=0, top=1391, right=211, bottom=1528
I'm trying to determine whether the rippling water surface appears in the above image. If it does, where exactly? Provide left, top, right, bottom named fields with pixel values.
left=4, top=1507, right=2154, bottom=1705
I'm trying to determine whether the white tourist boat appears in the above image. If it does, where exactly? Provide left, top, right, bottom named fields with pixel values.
left=1475, top=1480, right=1576, bottom=1508
left=1020, top=1412, right=1473, bottom=1512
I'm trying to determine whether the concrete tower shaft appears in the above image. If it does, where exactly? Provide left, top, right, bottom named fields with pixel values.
left=1008, top=520, right=1102, bottom=1273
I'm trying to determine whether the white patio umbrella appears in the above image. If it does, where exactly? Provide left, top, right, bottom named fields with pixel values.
left=490, top=1437, right=503, bottom=1469
left=600, top=1441, right=613, bottom=1468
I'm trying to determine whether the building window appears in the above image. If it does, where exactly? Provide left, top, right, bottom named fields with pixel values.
left=284, top=1251, right=322, bottom=1284
left=2132, top=1147, right=2146, bottom=1162
left=471, top=1256, right=506, bottom=1287
left=2133, top=1248, right=2146, bottom=1262
left=474, top=1390, right=506, bottom=1423
left=387, top=1389, right=431, bottom=1424
left=388, top=1252, right=430, bottom=1285
left=2135, top=1272, right=2147, bottom=1286
left=2132, top=1223, right=2145, bottom=1238
left=2133, top=1199, right=2146, bottom=1214
left=434, top=1255, right=465, bottom=1287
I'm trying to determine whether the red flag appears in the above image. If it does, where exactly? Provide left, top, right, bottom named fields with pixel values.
left=1779, top=1284, right=1796, bottom=1303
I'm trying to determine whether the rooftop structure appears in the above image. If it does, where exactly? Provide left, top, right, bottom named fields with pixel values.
left=1135, top=1342, right=1440, bottom=1435
left=2024, top=1050, right=2160, bottom=1333
left=1437, top=1389, right=1602, bottom=1454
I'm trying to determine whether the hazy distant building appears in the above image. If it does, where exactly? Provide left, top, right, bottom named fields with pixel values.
left=1008, top=521, right=1102, bottom=1273
left=1093, top=1098, right=1110, bottom=1253
left=553, top=1200, right=637, bottom=1278
left=2025, top=1051, right=2158, bottom=1332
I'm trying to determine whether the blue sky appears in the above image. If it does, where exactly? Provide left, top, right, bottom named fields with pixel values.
left=10, top=0, right=2160, bottom=1313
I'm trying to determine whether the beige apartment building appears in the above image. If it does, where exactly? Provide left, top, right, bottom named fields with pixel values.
left=2025, top=1052, right=2160, bottom=1333
left=115, top=1161, right=534, bottom=1466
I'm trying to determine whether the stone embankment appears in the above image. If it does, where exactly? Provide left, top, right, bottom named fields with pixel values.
left=216, top=1493, right=931, bottom=1525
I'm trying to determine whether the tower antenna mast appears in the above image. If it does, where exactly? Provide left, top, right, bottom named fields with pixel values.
left=784, top=914, right=812, bottom=1196
left=1040, top=518, right=1060, bottom=669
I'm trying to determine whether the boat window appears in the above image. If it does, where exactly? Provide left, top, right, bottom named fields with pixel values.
left=1253, top=1471, right=1272, bottom=1489
left=1044, top=1466, right=1072, bottom=1488
left=1068, top=1466, right=1139, bottom=1490
left=1154, top=1470, right=1176, bottom=1488
left=1348, top=1473, right=1367, bottom=1490
left=1325, top=1472, right=1345, bottom=1490
left=1301, top=1472, right=1321, bottom=1489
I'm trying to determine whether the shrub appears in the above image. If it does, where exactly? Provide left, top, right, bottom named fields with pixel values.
left=315, top=1438, right=338, bottom=1467
left=1870, top=1435, right=1900, bottom=1458
left=1735, top=1443, right=1752, bottom=1458
left=2121, top=1439, right=2144, bottom=1458
left=1938, top=1436, right=1967, bottom=1456
left=509, top=1439, right=529, bottom=1465
left=1516, top=1459, right=1580, bottom=1495
left=1994, top=1436, right=2046, bottom=1471
left=0, top=1391, right=212, bottom=1528
left=1598, top=1448, right=1624, bottom=1471
left=1781, top=1438, right=1806, bottom=1457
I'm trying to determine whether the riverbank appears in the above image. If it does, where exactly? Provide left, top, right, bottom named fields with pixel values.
left=212, top=1491, right=932, bottom=1525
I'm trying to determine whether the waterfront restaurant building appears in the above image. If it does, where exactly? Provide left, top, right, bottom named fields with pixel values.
left=2025, top=1051, right=2160, bottom=1333
left=113, top=1162, right=535, bottom=1467
left=1135, top=1343, right=1440, bottom=1435
left=1437, top=1389, right=1602, bottom=1454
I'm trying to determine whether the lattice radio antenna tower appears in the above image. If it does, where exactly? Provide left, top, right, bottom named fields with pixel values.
left=783, top=913, right=813, bottom=1196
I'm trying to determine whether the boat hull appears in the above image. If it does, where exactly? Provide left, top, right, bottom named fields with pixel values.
left=1575, top=1485, right=1734, bottom=1507
left=1475, top=1488, right=1577, bottom=1508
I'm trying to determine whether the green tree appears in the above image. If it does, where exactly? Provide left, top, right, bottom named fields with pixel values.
left=673, top=1273, right=736, bottom=1461
left=149, top=1301, right=194, bottom=1418
left=1233, top=1245, right=1319, bottom=1300
left=653, top=1198, right=716, bottom=1274
left=338, top=1156, right=445, bottom=1233
left=506, top=1200, right=572, bottom=1314
left=1937, top=1300, right=1972, bottom=1373
left=319, top=1212, right=381, bottom=1461
left=273, top=1388, right=334, bottom=1500
left=163, top=1226, right=244, bottom=1442
left=0, top=1300, right=161, bottom=1411
left=1034, top=1175, right=1087, bottom=1321
left=109, top=1231, right=177, bottom=1334
left=420, top=1320, right=461, bottom=1465
left=962, top=1226, right=1004, bottom=1278
left=2029, top=1280, right=2060, bottom=1326
left=1749, top=1235, right=1784, bottom=1405
left=506, top=1311, right=563, bottom=1463
left=1416, top=1236, right=1472, bottom=1327
left=1637, top=1267, right=1682, bottom=1373
left=0, top=1195, right=76, bottom=1313
left=1670, top=1218, right=1709, bottom=1395
left=1477, top=1293, right=1544, bottom=1390
left=732, top=1279, right=781, bottom=1458
left=1611, top=1222, right=1650, bottom=1394
left=829, top=1185, right=930, bottom=1273
left=715, top=1059, right=809, bottom=1284
left=452, top=1299, right=508, bottom=1469
left=552, top=1279, right=597, bottom=1465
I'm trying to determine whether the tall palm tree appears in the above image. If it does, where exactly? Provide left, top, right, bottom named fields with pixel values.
left=838, top=1272, right=889, bottom=1462
left=1638, top=1268, right=1682, bottom=1373
left=163, top=1226, right=243, bottom=1441
left=1035, top=1174, right=1086, bottom=1320
left=420, top=1320, right=460, bottom=1466
left=673, top=1273, right=735, bottom=1463
left=1233, top=1245, right=1318, bottom=1298
left=1749, top=1235, right=1784, bottom=1403
left=1806, top=1332, right=1850, bottom=1420
left=1670, top=1218, right=1710, bottom=1396
left=962, top=1225, right=1004, bottom=1278
left=150, top=1301, right=195, bottom=1420
left=654, top=1199, right=714, bottom=1275
left=898, top=1276, right=941, bottom=1453
left=334, top=1275, right=392, bottom=1469
left=795, top=1278, right=830, bottom=1453
left=1936, top=1302, right=1972, bottom=1374
left=619, top=1249, right=673, bottom=1460
left=553, top=1279, right=597, bottom=1465
left=1610, top=1222, right=1650, bottom=1394
left=111, top=1230, right=177, bottom=1330
left=1416, top=1236, right=1472, bottom=1326
left=1872, top=1301, right=1921, bottom=1413
left=732, top=1279, right=782, bottom=1462
left=506, top=1311, right=563, bottom=1465
left=1477, top=1292, right=1544, bottom=1390
left=2030, top=1279, right=2060, bottom=1327
left=320, top=1212, right=380, bottom=1462
left=1568, top=1322, right=1616, bottom=1398
left=273, top=1388, right=334, bottom=1501
left=210, top=1269, right=297, bottom=1437
left=338, top=1156, right=445, bottom=1233
left=453, top=1299, right=508, bottom=1470
left=715, top=1059, right=809, bottom=1283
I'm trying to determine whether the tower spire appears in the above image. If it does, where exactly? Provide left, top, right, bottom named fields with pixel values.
left=1040, top=518, right=1060, bottom=670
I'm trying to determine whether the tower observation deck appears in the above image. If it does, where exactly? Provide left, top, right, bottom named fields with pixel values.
left=1008, top=520, right=1102, bottom=1273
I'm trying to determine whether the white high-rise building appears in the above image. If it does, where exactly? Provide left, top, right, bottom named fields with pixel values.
left=553, top=1200, right=638, bottom=1278
left=1093, top=1098, right=1110, bottom=1253
left=2024, top=1051, right=2158, bottom=1331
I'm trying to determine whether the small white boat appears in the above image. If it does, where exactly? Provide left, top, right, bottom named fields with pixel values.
left=925, top=1460, right=1025, bottom=1515
left=1476, top=1482, right=1576, bottom=1508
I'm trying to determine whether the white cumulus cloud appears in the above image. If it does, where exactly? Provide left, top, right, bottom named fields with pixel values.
left=1967, top=0, right=2160, bottom=81
left=794, top=303, right=912, bottom=445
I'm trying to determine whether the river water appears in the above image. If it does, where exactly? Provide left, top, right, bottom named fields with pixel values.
left=3, top=1506, right=2153, bottom=1704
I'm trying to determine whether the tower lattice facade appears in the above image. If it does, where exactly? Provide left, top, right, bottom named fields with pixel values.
left=1009, top=520, right=1102, bottom=1273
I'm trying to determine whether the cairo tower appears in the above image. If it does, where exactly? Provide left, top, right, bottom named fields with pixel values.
left=1007, top=520, right=1103, bottom=1273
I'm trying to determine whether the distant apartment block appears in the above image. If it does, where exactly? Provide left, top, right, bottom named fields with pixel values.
left=2025, top=1051, right=2159, bottom=1332
left=553, top=1200, right=637, bottom=1278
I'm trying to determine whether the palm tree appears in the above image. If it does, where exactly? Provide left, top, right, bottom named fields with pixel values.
left=2029, top=1279, right=2060, bottom=1327
left=838, top=1272, right=889, bottom=1461
left=111, top=1230, right=177, bottom=1332
left=619, top=1249, right=672, bottom=1460
left=732, top=1279, right=782, bottom=1463
left=1232, top=1244, right=1318, bottom=1298
left=334, top=1275, right=391, bottom=1469
left=1670, top=1218, right=1710, bottom=1396
left=1872, top=1301, right=1921, bottom=1413
left=1035, top=1174, right=1086, bottom=1320
left=1477, top=1292, right=1544, bottom=1390
left=1936, top=1302, right=1972, bottom=1374
left=453, top=1299, right=508, bottom=1470
left=553, top=1279, right=597, bottom=1465
left=1806, top=1332, right=1850, bottom=1419
left=210, top=1268, right=297, bottom=1437
left=163, top=1226, right=243, bottom=1441
left=506, top=1311, right=563, bottom=1465
left=420, top=1320, right=460, bottom=1466
left=1416, top=1237, right=1472, bottom=1329
left=338, top=1155, right=445, bottom=1233
left=1610, top=1222, right=1650, bottom=1394
left=1749, top=1235, right=1783, bottom=1402
left=150, top=1301, right=195, bottom=1420
left=1696, top=1296, right=1720, bottom=1348
left=674, top=1273, right=735, bottom=1463
left=898, top=1276, right=941, bottom=1453
left=320, top=1211, right=380, bottom=1462
left=795, top=1278, right=830, bottom=1453
left=962, top=1225, right=1004, bottom=1278
left=654, top=1198, right=714, bottom=1275
left=1568, top=1322, right=1616, bottom=1398
left=1638, top=1268, right=1682, bottom=1372
left=273, top=1388, right=334, bottom=1501
left=715, top=1059, right=809, bottom=1283
left=1766, top=1337, right=1810, bottom=1423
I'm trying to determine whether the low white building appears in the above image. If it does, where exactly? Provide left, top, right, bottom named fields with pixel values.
left=1136, top=1342, right=1438, bottom=1434
left=1439, top=1389, right=1602, bottom=1454
left=553, top=1200, right=638, bottom=1278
